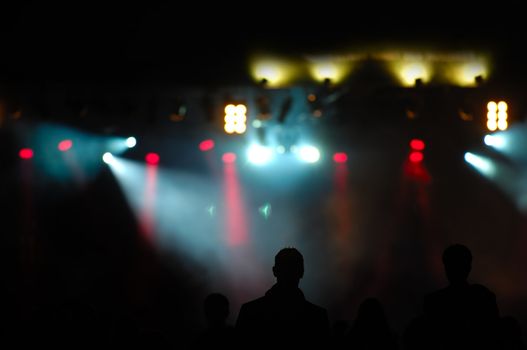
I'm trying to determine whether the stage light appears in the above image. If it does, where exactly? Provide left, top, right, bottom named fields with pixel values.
left=333, top=152, right=348, bottom=163
left=247, top=144, right=273, bottom=165
left=459, top=61, right=487, bottom=86
left=251, top=59, right=294, bottom=87
left=102, top=152, right=114, bottom=164
left=58, top=139, right=73, bottom=152
left=145, top=153, right=160, bottom=165
left=484, top=134, right=506, bottom=149
left=398, top=62, right=430, bottom=86
left=487, top=100, right=508, bottom=131
left=409, top=151, right=424, bottom=163
left=497, top=101, right=508, bottom=131
left=309, top=61, right=349, bottom=84
left=298, top=145, right=320, bottom=163
left=222, top=152, right=236, bottom=164
left=224, top=104, right=247, bottom=134
left=125, top=137, right=137, bottom=148
left=19, top=148, right=33, bottom=159
left=199, top=139, right=215, bottom=152
left=410, top=139, right=425, bottom=151
left=464, top=152, right=495, bottom=177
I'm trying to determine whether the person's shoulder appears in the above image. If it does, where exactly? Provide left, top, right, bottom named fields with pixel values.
left=304, top=300, right=328, bottom=316
left=470, top=283, right=496, bottom=298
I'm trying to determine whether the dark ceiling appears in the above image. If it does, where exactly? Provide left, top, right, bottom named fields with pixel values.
left=1, top=2, right=525, bottom=85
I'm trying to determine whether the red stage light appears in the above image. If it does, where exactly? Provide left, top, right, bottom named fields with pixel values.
left=58, top=139, right=73, bottom=151
left=409, top=151, right=424, bottom=163
left=333, top=152, right=348, bottom=163
left=145, top=153, right=160, bottom=165
left=199, top=139, right=215, bottom=152
left=222, top=152, right=236, bottom=163
left=410, top=139, right=425, bottom=151
left=19, top=148, right=34, bottom=159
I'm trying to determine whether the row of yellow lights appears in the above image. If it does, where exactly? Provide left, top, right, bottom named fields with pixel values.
left=487, top=101, right=508, bottom=131
left=251, top=58, right=489, bottom=87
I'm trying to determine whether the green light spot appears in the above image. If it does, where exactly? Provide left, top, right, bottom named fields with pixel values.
left=258, top=203, right=272, bottom=219
left=207, top=205, right=216, bottom=217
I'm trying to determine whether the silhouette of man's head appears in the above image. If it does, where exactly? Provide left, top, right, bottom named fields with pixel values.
left=273, top=248, right=304, bottom=287
left=204, top=293, right=229, bottom=327
left=442, top=244, right=472, bottom=285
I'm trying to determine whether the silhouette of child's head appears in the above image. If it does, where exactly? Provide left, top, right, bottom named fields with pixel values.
left=273, top=247, right=304, bottom=286
left=356, top=298, right=387, bottom=327
left=442, top=244, right=472, bottom=285
left=204, top=293, right=229, bottom=326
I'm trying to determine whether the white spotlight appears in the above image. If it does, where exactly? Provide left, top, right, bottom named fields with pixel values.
left=298, top=145, right=320, bottom=163
left=247, top=144, right=273, bottom=165
left=484, top=134, right=506, bottom=150
left=126, top=137, right=137, bottom=148
left=464, top=152, right=495, bottom=177
left=103, top=152, right=114, bottom=164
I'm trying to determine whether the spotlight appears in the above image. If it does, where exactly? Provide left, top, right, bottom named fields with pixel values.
left=247, top=144, right=273, bottom=165
left=145, top=153, right=160, bottom=165
left=19, top=148, right=34, bottom=160
left=484, top=134, right=506, bottom=149
left=410, top=139, right=425, bottom=151
left=409, top=151, right=424, bottom=163
left=199, top=139, right=215, bottom=152
left=125, top=137, right=137, bottom=148
left=222, top=152, right=236, bottom=163
left=333, top=152, right=347, bottom=163
left=58, top=139, right=73, bottom=152
left=298, top=145, right=320, bottom=163
left=102, top=152, right=114, bottom=164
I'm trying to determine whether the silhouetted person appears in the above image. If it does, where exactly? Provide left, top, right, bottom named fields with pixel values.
left=403, top=315, right=430, bottom=350
left=424, top=244, right=499, bottom=350
left=346, top=298, right=398, bottom=350
left=236, top=247, right=330, bottom=349
left=331, top=320, right=349, bottom=349
left=191, top=293, right=235, bottom=350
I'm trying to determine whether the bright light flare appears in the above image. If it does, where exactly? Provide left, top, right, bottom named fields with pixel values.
left=310, top=61, right=349, bottom=84
left=102, top=152, right=114, bottom=164
left=298, top=145, right=320, bottom=163
left=464, top=152, right=496, bottom=177
left=126, top=137, right=137, bottom=148
left=251, top=59, right=295, bottom=87
left=397, top=62, right=430, bottom=86
left=484, top=134, right=507, bottom=149
left=247, top=144, right=273, bottom=165
left=459, top=61, right=487, bottom=86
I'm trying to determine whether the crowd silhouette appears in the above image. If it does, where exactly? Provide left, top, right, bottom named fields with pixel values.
left=1, top=244, right=524, bottom=349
